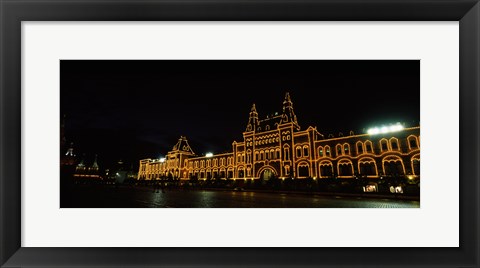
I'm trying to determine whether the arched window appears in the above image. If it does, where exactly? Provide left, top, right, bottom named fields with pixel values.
left=358, top=157, right=377, bottom=176
left=297, top=162, right=310, bottom=178
left=255, top=151, right=259, bottom=161
left=411, top=154, right=420, bottom=175
left=259, top=150, right=264, bottom=161
left=284, top=165, right=290, bottom=176
left=270, top=149, right=275, bottom=159
left=365, top=141, right=373, bottom=153
left=325, top=146, right=331, bottom=157
left=318, top=146, right=324, bottom=157
left=336, top=144, right=343, bottom=156
left=213, top=159, right=218, bottom=166
left=356, top=141, right=364, bottom=155
left=265, top=125, right=270, bottom=131
left=380, top=139, right=389, bottom=152
left=296, top=146, right=302, bottom=158
left=206, top=160, right=211, bottom=167
left=284, top=145, right=290, bottom=161
left=247, top=150, right=251, bottom=163
left=383, top=156, right=405, bottom=176
left=389, top=137, right=400, bottom=151
left=303, top=145, right=309, bottom=157
left=408, top=135, right=419, bottom=150
left=238, top=167, right=245, bottom=178
left=319, top=161, right=334, bottom=178
left=338, top=159, right=354, bottom=177
left=343, top=143, right=350, bottom=155
left=276, top=149, right=281, bottom=159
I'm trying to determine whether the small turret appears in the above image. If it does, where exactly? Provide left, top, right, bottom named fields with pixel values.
left=76, top=154, right=86, bottom=172
left=280, top=92, right=300, bottom=130
left=91, top=154, right=99, bottom=170
left=245, top=103, right=259, bottom=132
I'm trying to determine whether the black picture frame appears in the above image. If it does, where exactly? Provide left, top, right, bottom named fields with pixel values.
left=1, top=0, right=478, bottom=267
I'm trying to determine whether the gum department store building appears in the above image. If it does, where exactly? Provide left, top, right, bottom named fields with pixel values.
left=138, top=93, right=420, bottom=181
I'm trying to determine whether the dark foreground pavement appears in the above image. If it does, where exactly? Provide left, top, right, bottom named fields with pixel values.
left=61, top=185, right=420, bottom=208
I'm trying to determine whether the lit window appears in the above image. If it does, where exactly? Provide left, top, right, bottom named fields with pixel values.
left=296, top=147, right=302, bottom=157
left=318, top=147, right=324, bottom=157
left=380, top=140, right=388, bottom=151
left=284, top=148, right=290, bottom=160
left=344, top=144, right=350, bottom=154
left=357, top=143, right=363, bottom=154
left=366, top=143, right=372, bottom=153
left=391, top=141, right=398, bottom=150
left=336, top=145, right=342, bottom=156
left=409, top=136, right=418, bottom=149
left=303, top=146, right=309, bottom=157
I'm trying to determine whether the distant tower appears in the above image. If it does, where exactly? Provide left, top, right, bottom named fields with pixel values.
left=65, top=143, right=75, bottom=157
left=280, top=92, right=300, bottom=130
left=60, top=114, right=77, bottom=166
left=61, top=142, right=76, bottom=166
left=245, top=103, right=259, bottom=132
left=89, top=154, right=99, bottom=172
left=75, top=154, right=86, bottom=173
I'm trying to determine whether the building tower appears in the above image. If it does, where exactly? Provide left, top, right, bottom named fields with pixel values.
left=280, top=92, right=300, bottom=130
left=61, top=142, right=77, bottom=166
left=75, top=154, right=86, bottom=173
left=166, top=136, right=196, bottom=179
left=245, top=103, right=259, bottom=132
left=89, top=154, right=99, bottom=172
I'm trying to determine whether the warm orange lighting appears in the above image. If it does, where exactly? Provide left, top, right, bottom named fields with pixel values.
left=137, top=93, right=420, bottom=181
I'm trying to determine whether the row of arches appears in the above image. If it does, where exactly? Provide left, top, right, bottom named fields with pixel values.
left=190, top=156, right=234, bottom=169
left=317, top=154, right=420, bottom=178
left=187, top=154, right=419, bottom=180
left=255, top=148, right=281, bottom=161
left=317, top=135, right=420, bottom=158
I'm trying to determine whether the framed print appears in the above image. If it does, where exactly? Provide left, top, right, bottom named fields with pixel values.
left=1, top=0, right=479, bottom=267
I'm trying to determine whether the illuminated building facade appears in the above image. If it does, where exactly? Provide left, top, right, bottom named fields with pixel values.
left=137, top=93, right=420, bottom=181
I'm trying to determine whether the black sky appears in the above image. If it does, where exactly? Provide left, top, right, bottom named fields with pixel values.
left=60, top=60, right=420, bottom=170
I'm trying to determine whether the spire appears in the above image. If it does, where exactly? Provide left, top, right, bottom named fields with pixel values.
left=285, top=92, right=292, bottom=103
left=61, top=142, right=76, bottom=166
left=281, top=92, right=300, bottom=129
left=65, top=142, right=75, bottom=156
left=245, top=103, right=259, bottom=132
left=92, top=154, right=99, bottom=169
left=75, top=154, right=86, bottom=172
left=77, top=154, right=85, bottom=167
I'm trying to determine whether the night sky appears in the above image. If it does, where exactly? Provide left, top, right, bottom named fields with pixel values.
left=60, top=60, right=419, bottom=170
